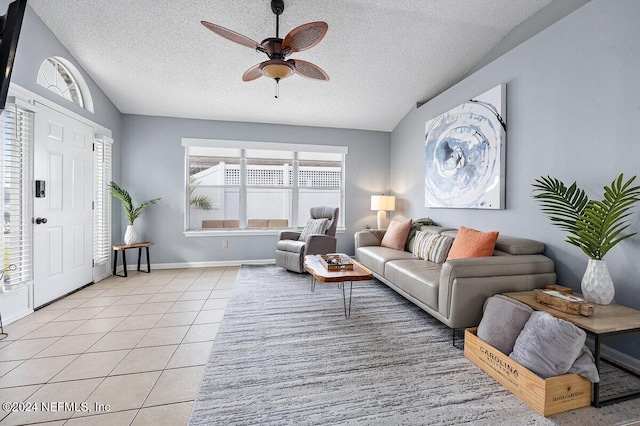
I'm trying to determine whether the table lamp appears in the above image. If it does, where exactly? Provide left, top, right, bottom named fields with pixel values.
left=371, top=195, right=395, bottom=229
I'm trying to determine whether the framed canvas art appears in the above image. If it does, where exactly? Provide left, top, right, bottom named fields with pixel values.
left=424, top=84, right=506, bottom=209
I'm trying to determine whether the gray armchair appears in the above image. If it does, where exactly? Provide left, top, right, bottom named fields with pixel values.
left=275, top=206, right=339, bottom=273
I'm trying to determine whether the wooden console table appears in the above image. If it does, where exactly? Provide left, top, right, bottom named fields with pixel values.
left=113, top=242, right=153, bottom=277
left=504, top=290, right=640, bottom=407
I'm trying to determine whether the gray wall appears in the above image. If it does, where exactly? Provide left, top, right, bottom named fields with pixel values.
left=464, top=0, right=590, bottom=77
left=390, top=0, right=640, bottom=356
left=5, top=2, right=124, bottom=238
left=121, top=114, right=390, bottom=263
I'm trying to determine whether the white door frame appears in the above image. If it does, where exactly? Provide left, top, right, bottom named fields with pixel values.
left=5, top=82, right=113, bottom=312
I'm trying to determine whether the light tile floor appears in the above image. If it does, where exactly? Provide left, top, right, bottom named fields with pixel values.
left=0, top=266, right=238, bottom=425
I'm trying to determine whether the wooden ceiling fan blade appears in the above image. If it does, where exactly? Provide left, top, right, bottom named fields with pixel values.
left=242, top=63, right=263, bottom=81
left=292, top=59, right=329, bottom=81
left=201, top=21, right=260, bottom=50
left=283, top=21, right=328, bottom=53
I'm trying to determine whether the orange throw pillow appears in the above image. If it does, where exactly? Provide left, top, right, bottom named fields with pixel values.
left=380, top=219, right=413, bottom=250
left=446, top=226, right=499, bottom=260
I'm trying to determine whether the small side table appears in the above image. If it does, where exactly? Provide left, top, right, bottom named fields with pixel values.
left=113, top=242, right=153, bottom=277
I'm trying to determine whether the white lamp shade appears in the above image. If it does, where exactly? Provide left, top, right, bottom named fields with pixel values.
left=371, top=195, right=395, bottom=211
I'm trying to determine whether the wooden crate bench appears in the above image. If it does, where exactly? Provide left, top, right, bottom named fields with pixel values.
left=464, top=328, right=591, bottom=416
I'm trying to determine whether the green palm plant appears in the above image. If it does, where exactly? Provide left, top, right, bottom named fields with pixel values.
left=532, top=173, right=640, bottom=260
left=189, top=177, right=212, bottom=210
left=109, top=181, right=161, bottom=225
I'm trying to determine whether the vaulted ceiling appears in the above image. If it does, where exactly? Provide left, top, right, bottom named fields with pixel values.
left=29, top=0, right=553, bottom=131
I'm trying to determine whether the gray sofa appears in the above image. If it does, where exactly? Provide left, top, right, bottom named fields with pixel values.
left=354, top=225, right=556, bottom=329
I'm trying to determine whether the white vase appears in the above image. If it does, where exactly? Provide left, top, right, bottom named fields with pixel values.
left=581, top=258, right=614, bottom=304
left=124, top=224, right=138, bottom=245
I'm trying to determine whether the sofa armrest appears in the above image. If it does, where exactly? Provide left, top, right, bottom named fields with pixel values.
left=304, top=235, right=337, bottom=256
left=354, top=230, right=383, bottom=250
left=440, top=255, right=555, bottom=282
left=279, top=230, right=301, bottom=241
left=438, top=255, right=556, bottom=324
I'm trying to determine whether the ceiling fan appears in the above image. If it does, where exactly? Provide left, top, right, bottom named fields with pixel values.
left=201, top=0, right=329, bottom=97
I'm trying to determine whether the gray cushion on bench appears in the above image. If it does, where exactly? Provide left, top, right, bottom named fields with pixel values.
left=477, top=295, right=533, bottom=355
left=510, top=311, right=586, bottom=379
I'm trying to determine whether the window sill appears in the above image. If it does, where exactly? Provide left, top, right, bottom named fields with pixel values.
left=183, top=228, right=346, bottom=238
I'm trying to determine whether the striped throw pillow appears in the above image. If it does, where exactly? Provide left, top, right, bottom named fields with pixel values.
left=412, top=231, right=454, bottom=264
left=298, top=218, right=329, bottom=241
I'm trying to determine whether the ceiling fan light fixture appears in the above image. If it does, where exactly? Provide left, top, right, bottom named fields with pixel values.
left=260, top=60, right=295, bottom=80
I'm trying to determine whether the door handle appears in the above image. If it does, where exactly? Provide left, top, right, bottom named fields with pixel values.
left=35, top=217, right=48, bottom=224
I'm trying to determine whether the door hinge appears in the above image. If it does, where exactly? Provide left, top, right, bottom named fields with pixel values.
left=92, top=143, right=95, bottom=152
left=92, top=259, right=95, bottom=267
left=92, top=201, right=94, bottom=210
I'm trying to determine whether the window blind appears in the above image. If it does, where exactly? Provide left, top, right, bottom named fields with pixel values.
left=93, top=136, right=112, bottom=265
left=1, top=103, right=34, bottom=291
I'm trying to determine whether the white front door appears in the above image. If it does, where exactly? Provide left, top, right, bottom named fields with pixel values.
left=33, top=103, right=94, bottom=307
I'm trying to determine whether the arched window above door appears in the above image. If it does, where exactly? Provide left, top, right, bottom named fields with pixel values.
left=37, top=56, right=94, bottom=113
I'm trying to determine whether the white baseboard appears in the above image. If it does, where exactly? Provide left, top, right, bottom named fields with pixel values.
left=3, top=309, right=33, bottom=325
left=124, top=258, right=276, bottom=271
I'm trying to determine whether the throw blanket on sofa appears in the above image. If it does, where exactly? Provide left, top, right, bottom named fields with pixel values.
left=406, top=217, right=434, bottom=242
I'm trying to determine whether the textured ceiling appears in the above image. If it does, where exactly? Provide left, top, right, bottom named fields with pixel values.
left=29, top=0, right=553, bottom=132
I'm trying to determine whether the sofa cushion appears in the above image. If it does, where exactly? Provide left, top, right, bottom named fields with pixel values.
left=276, top=239, right=306, bottom=254
left=381, top=219, right=412, bottom=250
left=494, top=236, right=545, bottom=255
left=412, top=231, right=454, bottom=263
left=477, top=295, right=533, bottom=355
left=298, top=218, right=328, bottom=241
left=447, top=226, right=499, bottom=260
left=356, top=246, right=415, bottom=276
left=443, top=229, right=545, bottom=255
left=384, top=259, right=441, bottom=309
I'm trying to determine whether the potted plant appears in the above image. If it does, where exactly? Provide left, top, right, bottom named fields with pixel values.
left=109, top=181, right=161, bottom=245
left=532, top=173, right=640, bottom=304
left=189, top=177, right=213, bottom=210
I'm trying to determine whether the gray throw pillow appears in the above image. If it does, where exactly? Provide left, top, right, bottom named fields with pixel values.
left=477, top=295, right=533, bottom=355
left=298, top=218, right=329, bottom=242
left=510, top=311, right=586, bottom=379
left=567, top=345, right=600, bottom=383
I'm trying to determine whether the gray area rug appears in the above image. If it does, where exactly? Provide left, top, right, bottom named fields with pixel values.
left=189, top=265, right=640, bottom=425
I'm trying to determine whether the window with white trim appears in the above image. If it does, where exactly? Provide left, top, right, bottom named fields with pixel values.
left=93, top=136, right=112, bottom=270
left=1, top=102, right=34, bottom=291
left=183, top=139, right=346, bottom=232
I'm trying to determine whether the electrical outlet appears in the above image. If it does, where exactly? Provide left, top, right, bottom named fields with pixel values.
left=222, top=240, right=228, bottom=248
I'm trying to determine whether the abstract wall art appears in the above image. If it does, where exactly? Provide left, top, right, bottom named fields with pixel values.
left=424, top=84, right=506, bottom=209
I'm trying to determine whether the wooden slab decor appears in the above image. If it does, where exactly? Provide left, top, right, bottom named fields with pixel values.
left=545, top=284, right=574, bottom=294
left=534, top=289, right=594, bottom=317
left=464, top=328, right=592, bottom=416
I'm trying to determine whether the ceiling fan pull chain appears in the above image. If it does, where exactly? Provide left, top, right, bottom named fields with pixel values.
left=275, top=78, right=280, bottom=98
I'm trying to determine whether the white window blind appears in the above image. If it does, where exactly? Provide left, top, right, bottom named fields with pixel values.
left=93, top=136, right=112, bottom=265
left=1, top=103, right=34, bottom=291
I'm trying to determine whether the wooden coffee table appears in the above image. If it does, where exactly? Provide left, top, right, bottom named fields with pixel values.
left=504, top=290, right=640, bottom=407
left=304, top=254, right=373, bottom=318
